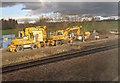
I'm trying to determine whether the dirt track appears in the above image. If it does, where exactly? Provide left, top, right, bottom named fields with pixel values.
left=2, top=47, right=118, bottom=81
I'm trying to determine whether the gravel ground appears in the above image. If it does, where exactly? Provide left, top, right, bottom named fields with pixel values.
left=2, top=35, right=118, bottom=66
left=2, top=47, right=118, bottom=81
left=2, top=44, right=78, bottom=66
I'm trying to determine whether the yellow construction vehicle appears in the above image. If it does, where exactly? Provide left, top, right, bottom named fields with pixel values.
left=48, top=26, right=82, bottom=46
left=8, top=26, right=47, bottom=52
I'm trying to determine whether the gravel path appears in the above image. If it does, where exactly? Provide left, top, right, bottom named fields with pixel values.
left=2, top=47, right=118, bottom=81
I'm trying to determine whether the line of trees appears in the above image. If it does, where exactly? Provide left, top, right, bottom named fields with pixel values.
left=1, top=19, right=18, bottom=30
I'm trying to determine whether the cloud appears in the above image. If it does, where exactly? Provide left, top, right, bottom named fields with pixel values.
left=22, top=2, right=58, bottom=13
left=1, top=2, right=118, bottom=16
left=22, top=2, right=118, bottom=16
left=1, top=2, right=18, bottom=7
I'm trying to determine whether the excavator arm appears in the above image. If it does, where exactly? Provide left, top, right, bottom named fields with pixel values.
left=64, top=26, right=82, bottom=37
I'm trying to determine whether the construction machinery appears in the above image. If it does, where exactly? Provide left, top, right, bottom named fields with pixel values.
left=8, top=25, right=91, bottom=52
left=8, top=26, right=47, bottom=52
left=48, top=26, right=82, bottom=46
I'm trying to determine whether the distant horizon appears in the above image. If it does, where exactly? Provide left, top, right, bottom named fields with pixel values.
left=0, top=13, right=118, bottom=21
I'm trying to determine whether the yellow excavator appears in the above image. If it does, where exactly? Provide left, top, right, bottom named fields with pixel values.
left=8, top=26, right=47, bottom=52
left=48, top=26, right=82, bottom=46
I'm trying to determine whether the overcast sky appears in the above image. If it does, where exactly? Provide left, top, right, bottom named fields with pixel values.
left=1, top=1, right=119, bottom=18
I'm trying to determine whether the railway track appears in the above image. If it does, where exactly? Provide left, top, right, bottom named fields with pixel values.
left=2, top=39, right=119, bottom=74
